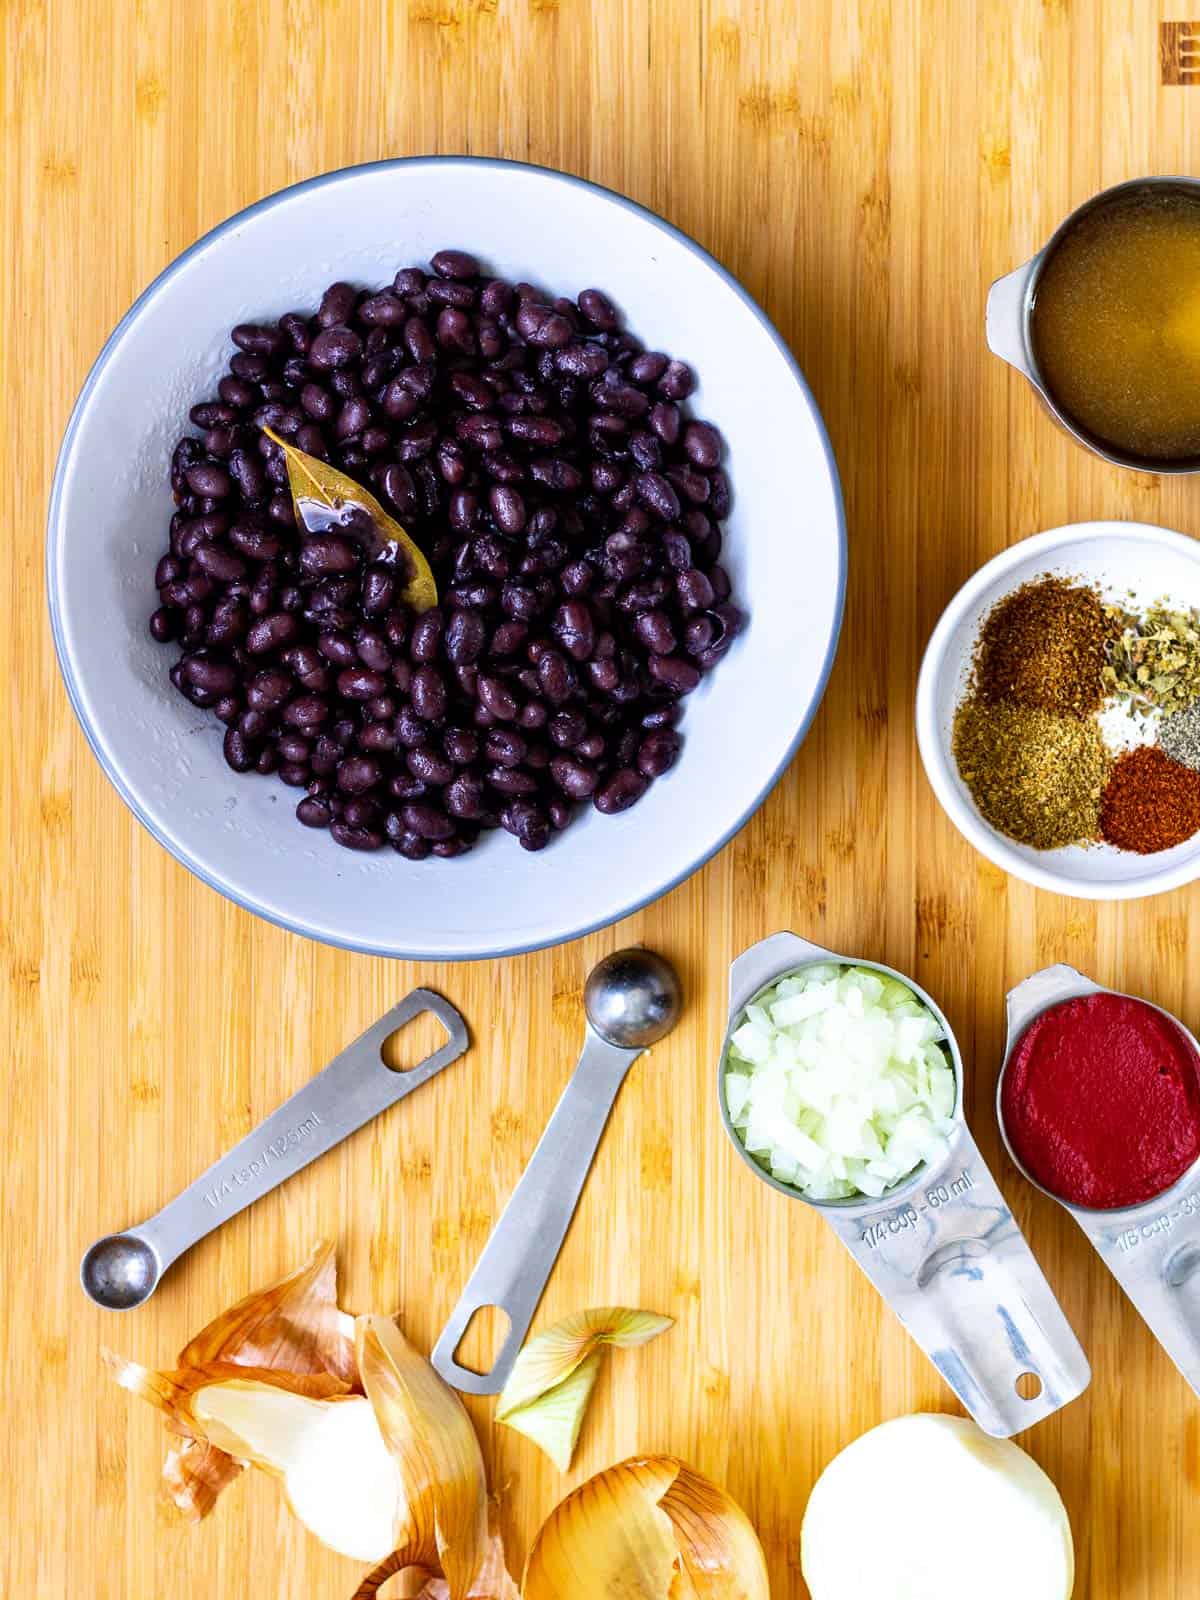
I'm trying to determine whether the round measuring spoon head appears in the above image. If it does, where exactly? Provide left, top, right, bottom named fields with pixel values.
left=81, top=1233, right=161, bottom=1310
left=584, top=948, right=682, bottom=1048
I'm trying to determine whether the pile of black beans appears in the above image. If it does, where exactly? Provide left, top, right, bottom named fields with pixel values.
left=151, top=249, right=744, bottom=856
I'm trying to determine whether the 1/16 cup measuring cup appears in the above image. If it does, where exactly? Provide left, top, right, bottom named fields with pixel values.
left=999, top=964, right=1200, bottom=1397
left=716, top=933, right=1090, bottom=1437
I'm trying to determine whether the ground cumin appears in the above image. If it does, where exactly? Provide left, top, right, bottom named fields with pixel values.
left=952, top=697, right=1109, bottom=849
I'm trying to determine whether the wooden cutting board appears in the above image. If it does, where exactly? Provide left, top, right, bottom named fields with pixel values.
left=6, top=1, right=1200, bottom=1594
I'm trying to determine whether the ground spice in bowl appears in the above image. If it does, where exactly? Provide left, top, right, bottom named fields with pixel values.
left=1099, top=744, right=1200, bottom=852
left=952, top=698, right=1108, bottom=849
left=1159, top=702, right=1200, bottom=770
left=974, top=576, right=1113, bottom=718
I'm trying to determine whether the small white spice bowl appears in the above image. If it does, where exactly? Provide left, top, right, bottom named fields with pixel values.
left=916, top=520, right=1200, bottom=901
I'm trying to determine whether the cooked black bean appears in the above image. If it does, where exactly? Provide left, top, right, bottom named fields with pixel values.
left=410, top=608, right=444, bottom=662
left=246, top=667, right=293, bottom=710
left=411, top=664, right=448, bottom=722
left=223, top=728, right=257, bottom=771
left=245, top=612, right=299, bottom=654
left=446, top=773, right=486, bottom=818
left=300, top=534, right=359, bottom=577
left=432, top=248, right=480, bottom=280
left=477, top=673, right=519, bottom=721
left=577, top=288, right=618, bottom=329
left=633, top=609, right=677, bottom=654
left=489, top=485, right=527, bottom=534
left=330, top=821, right=384, bottom=851
left=337, top=755, right=381, bottom=794
left=594, top=768, right=647, bottom=813
left=445, top=608, right=486, bottom=664
left=648, top=655, right=701, bottom=694
left=676, top=567, right=715, bottom=613
left=401, top=801, right=455, bottom=840
left=283, top=694, right=330, bottom=728
left=550, top=754, right=598, bottom=798
left=310, top=325, right=363, bottom=370
left=682, top=421, right=721, bottom=468
left=362, top=565, right=397, bottom=615
left=192, top=543, right=246, bottom=583
left=297, top=796, right=333, bottom=827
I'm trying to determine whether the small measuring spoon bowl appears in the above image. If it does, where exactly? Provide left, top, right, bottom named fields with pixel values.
left=716, top=932, right=1090, bottom=1437
left=999, top=964, right=1200, bottom=1397
left=81, top=989, right=469, bottom=1311
left=432, top=949, right=681, bottom=1396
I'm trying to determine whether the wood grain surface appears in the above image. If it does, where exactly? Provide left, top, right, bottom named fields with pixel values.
left=6, top=1, right=1200, bottom=1594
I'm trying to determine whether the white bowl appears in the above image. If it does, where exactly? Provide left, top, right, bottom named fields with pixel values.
left=48, top=157, right=845, bottom=959
left=916, top=521, right=1200, bottom=900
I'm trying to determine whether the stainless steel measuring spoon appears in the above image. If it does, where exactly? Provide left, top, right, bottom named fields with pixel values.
left=717, top=932, right=1090, bottom=1437
left=432, top=948, right=681, bottom=1396
left=1000, top=964, right=1200, bottom=1398
left=81, top=989, right=469, bottom=1311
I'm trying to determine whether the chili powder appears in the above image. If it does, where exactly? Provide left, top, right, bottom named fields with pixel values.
left=1099, top=745, right=1200, bottom=853
left=973, top=576, right=1113, bottom=719
left=1002, top=992, right=1200, bottom=1209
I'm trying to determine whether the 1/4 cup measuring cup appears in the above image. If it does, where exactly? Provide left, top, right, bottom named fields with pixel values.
left=717, top=933, right=1090, bottom=1437
left=999, top=964, right=1200, bottom=1397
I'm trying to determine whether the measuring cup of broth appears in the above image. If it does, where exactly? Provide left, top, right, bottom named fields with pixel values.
left=716, top=932, right=1090, bottom=1437
left=999, top=964, right=1200, bottom=1397
left=986, top=176, right=1200, bottom=471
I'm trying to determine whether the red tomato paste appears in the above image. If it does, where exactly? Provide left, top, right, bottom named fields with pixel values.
left=1001, top=992, right=1200, bottom=1209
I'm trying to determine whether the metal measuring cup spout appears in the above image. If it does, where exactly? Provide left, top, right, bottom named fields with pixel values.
left=431, top=949, right=681, bottom=1396
left=999, top=964, right=1200, bottom=1398
left=80, top=989, right=470, bottom=1311
left=718, top=932, right=1090, bottom=1437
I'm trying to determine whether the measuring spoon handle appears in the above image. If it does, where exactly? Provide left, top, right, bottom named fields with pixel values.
left=138, top=990, right=467, bottom=1271
left=432, top=1029, right=640, bottom=1396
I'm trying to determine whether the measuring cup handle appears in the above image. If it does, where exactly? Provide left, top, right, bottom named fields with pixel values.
left=828, top=1127, right=1090, bottom=1436
left=431, top=1030, right=639, bottom=1396
left=139, top=990, right=468, bottom=1271
left=1075, top=1194, right=1200, bottom=1396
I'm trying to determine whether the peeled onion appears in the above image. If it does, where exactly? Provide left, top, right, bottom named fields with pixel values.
left=801, top=1414, right=1074, bottom=1599
left=723, top=964, right=956, bottom=1199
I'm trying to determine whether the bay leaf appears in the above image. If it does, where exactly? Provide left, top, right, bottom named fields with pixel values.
left=261, top=426, right=437, bottom=612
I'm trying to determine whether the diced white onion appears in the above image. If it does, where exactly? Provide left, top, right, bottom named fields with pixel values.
left=723, top=964, right=956, bottom=1200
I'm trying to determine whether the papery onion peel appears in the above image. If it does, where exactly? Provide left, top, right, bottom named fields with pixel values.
left=522, top=1455, right=769, bottom=1600
left=496, top=1308, right=673, bottom=1471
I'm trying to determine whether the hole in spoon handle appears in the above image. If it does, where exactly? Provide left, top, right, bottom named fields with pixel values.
left=432, top=1031, right=640, bottom=1395
left=432, top=1301, right=522, bottom=1396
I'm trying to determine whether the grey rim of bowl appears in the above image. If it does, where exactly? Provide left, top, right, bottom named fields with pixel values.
left=46, top=154, right=847, bottom=963
left=1020, top=175, right=1200, bottom=475
left=996, top=981, right=1200, bottom=1219
left=717, top=955, right=965, bottom=1214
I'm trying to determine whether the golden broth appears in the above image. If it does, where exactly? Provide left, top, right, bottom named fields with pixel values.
left=1030, top=187, right=1200, bottom=463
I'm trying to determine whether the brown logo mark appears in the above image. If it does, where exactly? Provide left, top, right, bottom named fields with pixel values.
left=1162, top=21, right=1200, bottom=84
